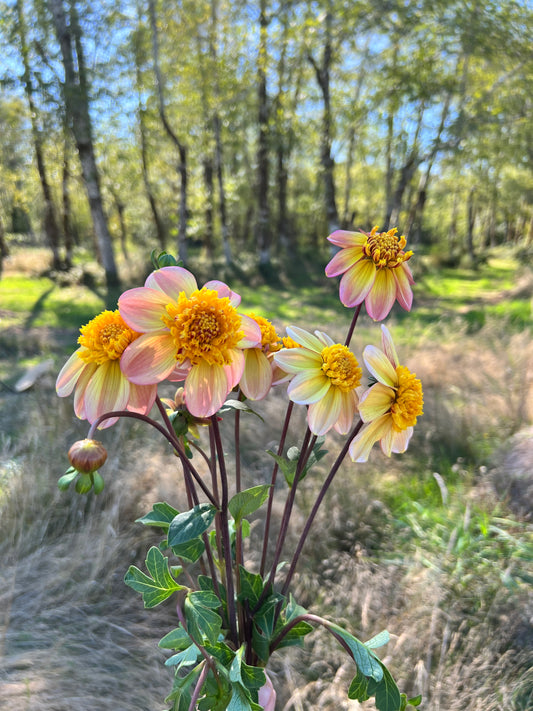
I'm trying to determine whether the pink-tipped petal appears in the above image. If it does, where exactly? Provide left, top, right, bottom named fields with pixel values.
left=185, top=361, right=228, bottom=417
left=325, top=246, right=364, bottom=277
left=334, top=390, right=358, bottom=435
left=357, top=382, right=394, bottom=422
left=84, top=360, right=130, bottom=426
left=363, top=345, right=398, bottom=387
left=121, top=332, right=177, bottom=384
left=118, top=287, right=173, bottom=332
left=127, top=383, right=157, bottom=415
left=145, top=266, right=197, bottom=297
left=365, top=268, right=396, bottom=321
left=339, top=259, right=376, bottom=307
left=223, top=349, right=245, bottom=390
left=56, top=350, right=86, bottom=396
left=273, top=348, right=322, bottom=373
left=349, top=414, right=391, bottom=462
left=390, top=426, right=413, bottom=454
left=239, top=314, right=262, bottom=348
left=307, top=386, right=341, bottom=435
left=380, top=325, right=399, bottom=368
left=393, top=264, right=414, bottom=312
left=240, top=349, right=272, bottom=400
left=287, top=370, right=330, bottom=404
left=168, top=361, right=192, bottom=382
left=286, top=326, right=324, bottom=353
left=73, top=362, right=98, bottom=419
left=204, top=280, right=241, bottom=307
left=327, top=230, right=367, bottom=248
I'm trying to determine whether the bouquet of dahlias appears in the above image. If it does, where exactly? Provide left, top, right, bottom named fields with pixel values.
left=57, top=228, right=423, bottom=711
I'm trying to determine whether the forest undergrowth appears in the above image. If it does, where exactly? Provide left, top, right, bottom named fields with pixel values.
left=0, top=246, right=532, bottom=710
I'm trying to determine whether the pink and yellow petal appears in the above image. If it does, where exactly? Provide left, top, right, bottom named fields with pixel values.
left=365, top=267, right=397, bottom=321
left=358, top=382, right=395, bottom=422
left=56, top=350, right=87, bottom=396
left=392, top=264, right=414, bottom=312
left=239, top=314, right=262, bottom=348
left=380, top=325, right=399, bottom=369
left=349, top=414, right=391, bottom=463
left=273, top=348, right=322, bottom=373
left=307, top=386, right=341, bottom=435
left=334, top=390, right=358, bottom=435
left=390, top=426, right=413, bottom=454
left=286, top=326, right=324, bottom=353
left=204, top=280, right=241, bottom=308
left=84, top=360, right=130, bottom=427
left=118, top=287, right=172, bottom=332
left=363, top=345, right=398, bottom=387
left=223, top=348, right=245, bottom=390
left=145, top=266, right=197, bottom=298
left=121, top=331, right=177, bottom=384
left=73, top=362, right=98, bottom=419
left=287, top=370, right=330, bottom=404
left=240, top=349, right=272, bottom=400
left=127, top=383, right=157, bottom=415
left=327, top=230, right=367, bottom=248
left=325, top=246, right=364, bottom=277
left=185, top=361, right=229, bottom=417
left=339, top=259, right=376, bottom=307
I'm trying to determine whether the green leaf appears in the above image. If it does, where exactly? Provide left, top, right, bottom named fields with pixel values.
left=227, top=683, right=262, bottom=711
left=266, top=449, right=298, bottom=486
left=184, top=590, right=223, bottom=645
left=366, top=662, right=402, bottom=711
left=165, top=643, right=201, bottom=669
left=237, top=566, right=265, bottom=610
left=267, top=436, right=328, bottom=487
left=219, top=399, right=265, bottom=421
left=168, top=504, right=217, bottom=548
left=171, top=537, right=205, bottom=562
left=328, top=623, right=383, bottom=681
left=75, top=473, right=92, bottom=494
left=365, top=630, right=390, bottom=649
left=165, top=665, right=201, bottom=710
left=159, top=626, right=191, bottom=651
left=229, top=646, right=266, bottom=690
left=124, top=546, right=185, bottom=608
left=229, top=485, right=271, bottom=523
left=406, top=694, right=422, bottom=707
left=348, top=669, right=370, bottom=702
left=136, top=502, right=180, bottom=530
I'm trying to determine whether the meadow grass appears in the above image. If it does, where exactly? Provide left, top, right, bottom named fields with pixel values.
left=0, top=244, right=531, bottom=710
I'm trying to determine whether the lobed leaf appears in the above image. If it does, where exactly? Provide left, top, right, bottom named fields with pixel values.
left=124, top=546, right=185, bottom=608
left=168, top=503, right=217, bottom=548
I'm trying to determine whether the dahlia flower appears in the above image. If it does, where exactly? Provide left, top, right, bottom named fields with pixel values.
left=273, top=326, right=362, bottom=436
left=118, top=267, right=261, bottom=417
left=325, top=225, right=414, bottom=321
left=56, top=310, right=157, bottom=428
left=349, top=325, right=423, bottom=462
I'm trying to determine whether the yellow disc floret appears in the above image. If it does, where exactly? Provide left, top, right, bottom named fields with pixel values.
left=363, top=225, right=413, bottom=269
left=391, top=365, right=424, bottom=431
left=162, top=288, right=243, bottom=366
left=77, top=310, right=141, bottom=365
left=321, top=344, right=362, bottom=392
left=248, top=312, right=282, bottom=352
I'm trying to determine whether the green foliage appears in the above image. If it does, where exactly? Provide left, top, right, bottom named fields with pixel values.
left=228, top=485, right=271, bottom=524
left=124, top=546, right=185, bottom=608
left=267, top=436, right=328, bottom=487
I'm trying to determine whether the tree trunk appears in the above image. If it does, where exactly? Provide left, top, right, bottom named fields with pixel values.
left=309, top=7, right=339, bottom=236
left=133, top=7, right=166, bottom=251
left=17, top=0, right=61, bottom=271
left=466, top=186, right=476, bottom=265
left=0, top=214, right=8, bottom=279
left=62, top=133, right=74, bottom=269
left=148, top=0, right=188, bottom=264
left=203, top=156, right=215, bottom=260
left=48, top=0, right=119, bottom=289
left=256, top=0, right=271, bottom=267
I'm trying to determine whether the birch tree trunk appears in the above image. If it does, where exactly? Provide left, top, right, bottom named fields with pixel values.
left=47, top=0, right=119, bottom=288
left=256, top=0, right=271, bottom=267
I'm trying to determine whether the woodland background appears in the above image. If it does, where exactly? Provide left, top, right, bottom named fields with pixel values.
left=0, top=1, right=532, bottom=710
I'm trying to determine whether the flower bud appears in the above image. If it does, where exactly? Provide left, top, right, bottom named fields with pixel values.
left=68, top=439, right=107, bottom=474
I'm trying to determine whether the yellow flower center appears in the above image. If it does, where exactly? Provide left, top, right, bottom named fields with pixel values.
left=282, top=335, right=301, bottom=349
left=363, top=225, right=413, bottom=269
left=248, top=312, right=282, bottom=352
left=391, top=365, right=424, bottom=431
left=77, top=310, right=140, bottom=365
left=162, top=288, right=243, bottom=366
left=321, top=344, right=362, bottom=392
